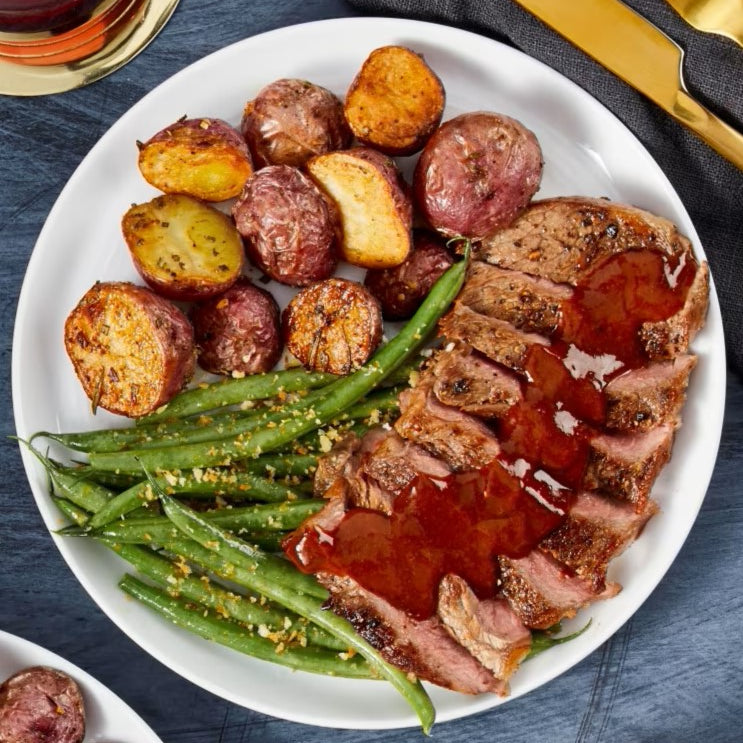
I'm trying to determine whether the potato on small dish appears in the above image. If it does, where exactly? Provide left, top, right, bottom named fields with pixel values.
left=137, top=117, right=253, bottom=202
left=306, top=147, right=412, bottom=269
left=344, top=45, right=445, bottom=156
left=122, top=194, right=244, bottom=302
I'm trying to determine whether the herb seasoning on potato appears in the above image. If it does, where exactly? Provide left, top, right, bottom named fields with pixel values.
left=137, top=117, right=253, bottom=202
left=122, top=194, right=245, bottom=301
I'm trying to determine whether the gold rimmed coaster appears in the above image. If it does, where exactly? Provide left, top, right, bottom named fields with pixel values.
left=0, top=0, right=180, bottom=96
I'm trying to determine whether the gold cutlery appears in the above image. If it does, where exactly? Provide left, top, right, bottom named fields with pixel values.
left=666, top=0, right=743, bottom=49
left=513, top=0, right=743, bottom=171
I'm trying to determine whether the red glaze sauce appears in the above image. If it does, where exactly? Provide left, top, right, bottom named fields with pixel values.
left=284, top=248, right=698, bottom=618
left=284, top=460, right=565, bottom=619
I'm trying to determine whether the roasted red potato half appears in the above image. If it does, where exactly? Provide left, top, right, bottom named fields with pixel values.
left=232, top=165, right=338, bottom=286
left=241, top=78, right=352, bottom=168
left=122, top=194, right=244, bottom=302
left=64, top=282, right=195, bottom=418
left=283, top=278, right=383, bottom=375
left=306, top=147, right=413, bottom=269
left=344, top=45, right=445, bottom=156
left=137, top=117, right=253, bottom=202
left=414, top=111, right=543, bottom=239
left=191, top=278, right=282, bottom=376
left=364, top=229, right=454, bottom=320
left=0, top=666, right=85, bottom=743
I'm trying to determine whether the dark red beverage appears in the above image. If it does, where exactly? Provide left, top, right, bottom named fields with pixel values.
left=0, top=1, right=102, bottom=32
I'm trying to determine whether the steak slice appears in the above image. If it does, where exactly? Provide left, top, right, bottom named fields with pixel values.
left=584, top=424, right=674, bottom=510
left=539, top=492, right=659, bottom=591
left=426, top=343, right=521, bottom=418
left=475, top=196, right=694, bottom=284
left=394, top=380, right=502, bottom=471
left=424, top=342, right=695, bottom=432
left=461, top=259, right=708, bottom=361
left=499, top=550, right=621, bottom=629
left=437, top=574, right=532, bottom=684
left=320, top=573, right=508, bottom=695
left=396, top=377, right=674, bottom=505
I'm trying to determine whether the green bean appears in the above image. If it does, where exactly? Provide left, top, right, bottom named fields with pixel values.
left=51, top=497, right=90, bottom=526
left=159, top=494, right=435, bottom=733
left=119, top=575, right=373, bottom=679
left=137, top=368, right=338, bottom=423
left=71, top=500, right=324, bottom=544
left=526, top=621, right=592, bottom=660
left=242, top=454, right=318, bottom=479
left=108, top=542, right=345, bottom=651
left=84, top=465, right=310, bottom=530
left=88, top=255, right=467, bottom=475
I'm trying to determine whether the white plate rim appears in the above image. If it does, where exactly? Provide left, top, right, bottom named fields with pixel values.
left=11, top=16, right=727, bottom=730
left=0, top=629, right=163, bottom=742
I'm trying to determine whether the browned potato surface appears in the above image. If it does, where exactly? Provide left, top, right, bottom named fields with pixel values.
left=364, top=229, right=454, bottom=320
left=122, top=194, right=244, bottom=302
left=283, top=278, right=383, bottom=375
left=241, top=78, right=352, bottom=168
left=414, top=111, right=543, bottom=239
left=138, top=117, right=253, bottom=202
left=191, top=278, right=282, bottom=376
left=306, top=147, right=412, bottom=269
left=232, top=165, right=338, bottom=286
left=344, top=45, right=445, bottom=156
left=64, top=282, right=195, bottom=418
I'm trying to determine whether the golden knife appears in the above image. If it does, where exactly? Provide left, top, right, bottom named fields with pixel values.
left=512, top=0, right=743, bottom=171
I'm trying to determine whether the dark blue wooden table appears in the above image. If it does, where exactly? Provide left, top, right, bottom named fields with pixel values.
left=1, top=1, right=741, bottom=740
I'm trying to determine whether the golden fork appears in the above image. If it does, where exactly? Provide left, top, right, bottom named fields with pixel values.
left=666, top=0, right=743, bottom=49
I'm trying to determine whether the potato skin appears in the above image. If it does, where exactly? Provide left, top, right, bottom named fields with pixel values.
left=64, top=282, right=195, bottom=418
left=344, top=45, right=445, bottom=156
left=232, top=165, right=338, bottom=286
left=241, top=78, right=352, bottom=168
left=191, top=278, right=282, bottom=376
left=138, top=117, right=253, bottom=202
left=364, top=229, right=454, bottom=320
left=283, top=278, right=383, bottom=375
left=306, top=146, right=413, bottom=269
left=413, top=111, right=543, bottom=239
left=122, top=194, right=245, bottom=301
left=0, top=666, right=85, bottom=743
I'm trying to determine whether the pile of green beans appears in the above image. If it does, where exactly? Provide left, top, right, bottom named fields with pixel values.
left=32, top=253, right=473, bottom=734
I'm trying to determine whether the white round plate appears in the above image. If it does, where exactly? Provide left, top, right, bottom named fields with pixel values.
left=0, top=630, right=162, bottom=742
left=12, top=17, right=726, bottom=731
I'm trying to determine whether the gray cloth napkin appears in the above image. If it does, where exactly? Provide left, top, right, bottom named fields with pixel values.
left=345, top=0, right=743, bottom=375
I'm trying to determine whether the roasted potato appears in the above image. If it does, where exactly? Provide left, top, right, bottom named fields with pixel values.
left=191, top=278, right=282, bottom=376
left=232, top=165, right=338, bottom=286
left=241, top=78, right=352, bottom=168
left=344, top=45, right=445, bottom=156
left=413, top=111, right=543, bottom=239
left=306, top=147, right=413, bottom=269
left=283, top=278, right=383, bottom=375
left=64, top=282, right=196, bottom=418
left=122, top=194, right=245, bottom=302
left=137, top=117, right=253, bottom=202
left=364, top=229, right=454, bottom=320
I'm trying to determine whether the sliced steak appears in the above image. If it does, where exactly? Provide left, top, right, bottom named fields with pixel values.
left=475, top=196, right=694, bottom=284
left=584, top=424, right=674, bottom=510
left=539, top=492, right=659, bottom=590
left=459, top=261, right=571, bottom=335
left=394, top=380, right=502, bottom=471
left=320, top=573, right=508, bottom=695
left=499, top=550, right=621, bottom=629
left=426, top=343, right=521, bottom=418
left=437, top=574, right=532, bottom=684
